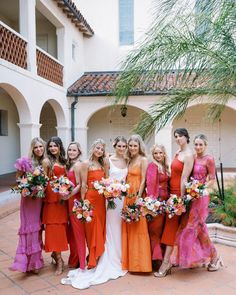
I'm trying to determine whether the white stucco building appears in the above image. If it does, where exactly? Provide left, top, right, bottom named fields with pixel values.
left=1, top=0, right=236, bottom=176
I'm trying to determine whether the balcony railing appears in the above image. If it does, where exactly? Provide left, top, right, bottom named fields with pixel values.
left=0, top=22, right=27, bottom=69
left=36, top=47, right=63, bottom=86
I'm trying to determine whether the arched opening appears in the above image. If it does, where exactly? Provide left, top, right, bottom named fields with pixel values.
left=172, top=104, right=236, bottom=169
left=0, top=87, right=20, bottom=174
left=87, top=105, right=155, bottom=154
left=40, top=101, right=57, bottom=141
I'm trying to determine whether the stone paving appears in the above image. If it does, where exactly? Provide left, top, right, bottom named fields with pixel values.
left=0, top=196, right=236, bottom=295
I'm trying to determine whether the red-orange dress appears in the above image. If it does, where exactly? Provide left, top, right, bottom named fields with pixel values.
left=122, top=165, right=152, bottom=272
left=67, top=169, right=86, bottom=269
left=146, top=162, right=169, bottom=260
left=161, top=156, right=184, bottom=246
left=42, top=165, right=68, bottom=252
left=85, top=169, right=106, bottom=269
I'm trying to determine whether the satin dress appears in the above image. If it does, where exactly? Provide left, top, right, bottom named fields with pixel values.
left=146, top=162, right=169, bottom=260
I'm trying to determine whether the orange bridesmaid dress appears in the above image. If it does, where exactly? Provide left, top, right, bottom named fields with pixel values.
left=161, top=155, right=184, bottom=246
left=42, top=165, right=68, bottom=252
left=122, top=165, right=152, bottom=272
left=85, top=169, right=106, bottom=269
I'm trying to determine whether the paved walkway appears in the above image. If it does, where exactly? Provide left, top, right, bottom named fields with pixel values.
left=0, top=197, right=236, bottom=295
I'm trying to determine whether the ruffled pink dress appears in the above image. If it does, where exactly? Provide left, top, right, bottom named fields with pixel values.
left=171, top=155, right=217, bottom=268
left=10, top=171, right=44, bottom=272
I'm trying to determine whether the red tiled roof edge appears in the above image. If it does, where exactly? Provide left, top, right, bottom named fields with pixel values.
left=53, top=0, right=94, bottom=36
left=67, top=71, right=176, bottom=97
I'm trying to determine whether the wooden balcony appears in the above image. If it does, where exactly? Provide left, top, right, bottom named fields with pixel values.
left=0, top=22, right=27, bottom=69
left=36, top=47, right=63, bottom=86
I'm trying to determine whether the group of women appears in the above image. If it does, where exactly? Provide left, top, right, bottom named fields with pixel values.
left=10, top=128, right=223, bottom=290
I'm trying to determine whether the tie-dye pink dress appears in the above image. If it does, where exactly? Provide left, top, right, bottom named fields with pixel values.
left=171, top=154, right=217, bottom=268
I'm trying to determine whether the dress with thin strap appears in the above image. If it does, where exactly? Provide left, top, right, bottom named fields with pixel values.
left=171, top=155, right=217, bottom=267
left=122, top=164, right=152, bottom=272
left=61, top=160, right=127, bottom=289
left=161, top=155, right=183, bottom=246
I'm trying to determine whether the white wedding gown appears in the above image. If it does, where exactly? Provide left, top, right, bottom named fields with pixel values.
left=61, top=159, right=128, bottom=289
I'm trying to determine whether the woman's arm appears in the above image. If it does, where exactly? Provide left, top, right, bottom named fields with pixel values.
left=42, top=158, right=51, bottom=177
left=69, top=162, right=82, bottom=197
left=180, top=154, right=194, bottom=197
left=138, top=157, right=148, bottom=198
left=206, top=156, right=216, bottom=189
left=80, top=161, right=89, bottom=200
left=104, top=157, right=110, bottom=178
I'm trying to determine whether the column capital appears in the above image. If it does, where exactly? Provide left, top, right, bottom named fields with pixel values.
left=17, top=123, right=42, bottom=129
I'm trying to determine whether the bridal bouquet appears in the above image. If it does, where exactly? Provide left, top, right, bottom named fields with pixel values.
left=136, top=196, right=165, bottom=221
left=93, top=177, right=130, bottom=209
left=12, top=164, right=49, bottom=198
left=121, top=203, right=141, bottom=223
left=165, top=194, right=187, bottom=218
left=50, top=175, right=74, bottom=197
left=72, top=199, right=93, bottom=223
left=185, top=177, right=208, bottom=201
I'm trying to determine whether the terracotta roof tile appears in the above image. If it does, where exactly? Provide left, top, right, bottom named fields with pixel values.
left=54, top=0, right=94, bottom=36
left=67, top=71, right=181, bottom=97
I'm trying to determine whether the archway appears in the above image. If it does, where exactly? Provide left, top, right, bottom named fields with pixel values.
left=172, top=104, right=236, bottom=168
left=0, top=87, right=20, bottom=174
left=87, top=105, right=155, bottom=154
left=40, top=101, right=57, bottom=141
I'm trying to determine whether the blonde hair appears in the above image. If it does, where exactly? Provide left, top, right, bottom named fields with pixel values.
left=194, top=134, right=208, bottom=145
left=66, top=141, right=82, bottom=170
left=28, top=137, right=46, bottom=166
left=151, top=143, right=170, bottom=175
left=89, top=138, right=106, bottom=167
left=126, top=134, right=146, bottom=160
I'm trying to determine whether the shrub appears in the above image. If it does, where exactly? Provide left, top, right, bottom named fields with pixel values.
left=209, top=184, right=236, bottom=227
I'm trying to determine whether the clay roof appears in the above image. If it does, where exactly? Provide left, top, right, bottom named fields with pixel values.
left=54, top=0, right=94, bottom=36
left=67, top=71, right=185, bottom=97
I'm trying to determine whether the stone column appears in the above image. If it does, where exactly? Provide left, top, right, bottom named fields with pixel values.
left=155, top=124, right=173, bottom=160
left=19, top=0, right=37, bottom=73
left=56, top=126, right=70, bottom=148
left=17, top=123, right=42, bottom=155
left=76, top=127, right=88, bottom=159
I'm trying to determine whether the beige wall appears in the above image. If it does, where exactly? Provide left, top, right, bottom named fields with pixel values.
left=172, top=105, right=236, bottom=168
left=87, top=105, right=154, bottom=155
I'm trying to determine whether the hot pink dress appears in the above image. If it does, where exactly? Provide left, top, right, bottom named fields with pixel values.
left=67, top=169, right=86, bottom=269
left=10, top=167, right=44, bottom=272
left=171, top=155, right=217, bottom=268
left=146, top=162, right=169, bottom=260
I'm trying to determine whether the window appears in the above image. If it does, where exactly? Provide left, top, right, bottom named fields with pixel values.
left=195, top=0, right=212, bottom=37
left=0, top=110, right=8, bottom=136
left=72, top=42, right=77, bottom=61
left=119, top=0, right=134, bottom=45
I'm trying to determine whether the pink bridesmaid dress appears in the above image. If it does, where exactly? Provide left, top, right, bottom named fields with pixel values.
left=171, top=155, right=217, bottom=268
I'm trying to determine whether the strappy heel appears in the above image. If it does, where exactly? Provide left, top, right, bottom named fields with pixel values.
left=154, top=261, right=172, bottom=278
left=207, top=256, right=224, bottom=272
left=51, top=252, right=57, bottom=265
left=55, top=254, right=64, bottom=276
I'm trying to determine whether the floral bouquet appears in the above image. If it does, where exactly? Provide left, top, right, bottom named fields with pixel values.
left=185, top=177, right=208, bottom=201
left=50, top=175, right=74, bottom=197
left=136, top=196, right=165, bottom=221
left=121, top=203, right=141, bottom=223
left=12, top=165, right=49, bottom=198
left=93, top=177, right=130, bottom=209
left=165, top=194, right=187, bottom=219
left=72, top=198, right=93, bottom=223
left=14, top=156, right=33, bottom=173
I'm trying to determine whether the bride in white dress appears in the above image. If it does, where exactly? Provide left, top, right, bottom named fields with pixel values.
left=61, top=136, right=128, bottom=289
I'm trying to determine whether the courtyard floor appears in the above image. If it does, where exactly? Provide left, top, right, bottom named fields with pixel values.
left=0, top=192, right=236, bottom=295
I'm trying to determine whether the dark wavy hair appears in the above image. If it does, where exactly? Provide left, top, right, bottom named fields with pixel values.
left=46, top=136, right=66, bottom=165
left=174, top=128, right=190, bottom=144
